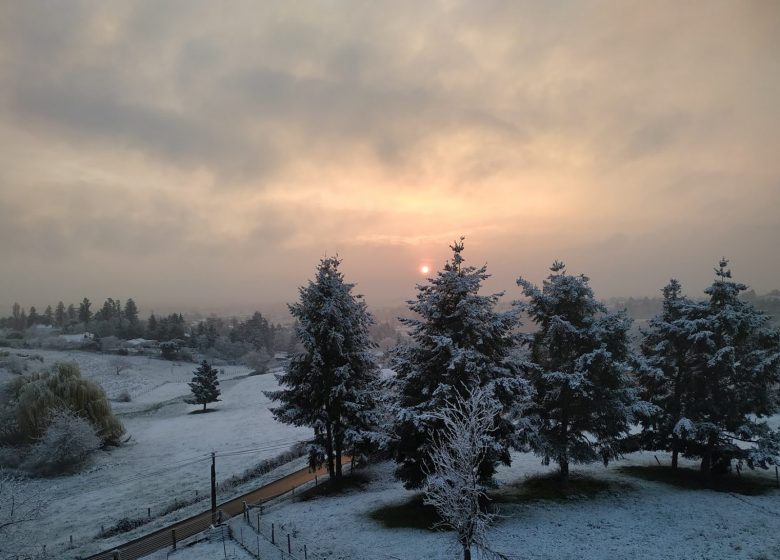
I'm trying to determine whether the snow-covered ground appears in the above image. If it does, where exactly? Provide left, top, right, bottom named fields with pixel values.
left=262, top=452, right=780, bottom=560
left=5, top=350, right=780, bottom=559
left=1, top=349, right=309, bottom=559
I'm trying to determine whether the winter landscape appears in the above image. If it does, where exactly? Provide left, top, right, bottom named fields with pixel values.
left=2, top=2, right=780, bottom=560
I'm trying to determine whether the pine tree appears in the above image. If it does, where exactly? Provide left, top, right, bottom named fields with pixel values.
left=391, top=238, right=528, bottom=489
left=517, top=261, right=644, bottom=485
left=54, top=302, right=66, bottom=327
left=43, top=305, right=53, bottom=326
left=78, top=298, right=92, bottom=324
left=66, top=304, right=77, bottom=324
left=637, top=279, right=698, bottom=469
left=27, top=307, right=39, bottom=327
left=124, top=299, right=139, bottom=325
left=265, top=256, right=380, bottom=481
left=187, top=360, right=221, bottom=411
left=677, top=259, right=780, bottom=476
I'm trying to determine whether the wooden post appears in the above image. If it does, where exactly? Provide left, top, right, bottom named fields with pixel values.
left=304, top=544, right=308, bottom=559
left=257, top=513, right=260, bottom=529
left=287, top=533, right=291, bottom=554
left=112, top=551, right=120, bottom=560
left=147, top=507, right=151, bottom=519
left=775, top=466, right=779, bottom=488
left=69, top=535, right=73, bottom=546
left=257, top=535, right=260, bottom=557
left=211, top=452, right=217, bottom=524
left=240, top=527, right=244, bottom=546
left=243, top=501, right=248, bottom=521
left=271, top=523, right=275, bottom=545
left=172, top=528, right=177, bottom=550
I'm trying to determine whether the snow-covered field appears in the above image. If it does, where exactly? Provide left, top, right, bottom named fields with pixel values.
left=260, top=453, right=780, bottom=560
left=5, top=349, right=780, bottom=560
left=1, top=349, right=310, bottom=559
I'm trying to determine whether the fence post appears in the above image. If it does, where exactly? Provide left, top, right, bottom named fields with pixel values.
left=776, top=466, right=779, bottom=488
left=257, top=535, right=260, bottom=557
left=147, top=507, right=151, bottom=519
left=304, top=544, right=308, bottom=559
left=112, top=551, right=120, bottom=560
left=287, top=533, right=291, bottom=554
left=172, top=528, right=177, bottom=550
left=271, top=523, right=275, bottom=545
left=257, top=513, right=260, bottom=529
left=241, top=526, right=244, bottom=546
left=243, top=501, right=247, bottom=521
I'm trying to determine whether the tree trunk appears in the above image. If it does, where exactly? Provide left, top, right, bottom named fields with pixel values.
left=558, top=457, right=569, bottom=486
left=671, top=447, right=679, bottom=470
left=324, top=420, right=336, bottom=479
left=463, top=544, right=471, bottom=560
left=334, top=421, right=343, bottom=480
left=700, top=435, right=716, bottom=480
left=202, top=402, right=206, bottom=412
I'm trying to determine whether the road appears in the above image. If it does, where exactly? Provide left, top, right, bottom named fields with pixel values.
left=83, top=456, right=350, bottom=560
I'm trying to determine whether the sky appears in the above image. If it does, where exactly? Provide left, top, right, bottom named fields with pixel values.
left=1, top=1, right=779, bottom=313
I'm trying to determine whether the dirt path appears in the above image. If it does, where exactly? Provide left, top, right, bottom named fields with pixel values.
left=84, top=456, right=351, bottom=560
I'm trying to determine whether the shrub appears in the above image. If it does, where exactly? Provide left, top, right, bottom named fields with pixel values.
left=159, top=341, right=179, bottom=361
left=21, top=409, right=101, bottom=476
left=10, top=363, right=125, bottom=444
left=115, top=390, right=132, bottom=403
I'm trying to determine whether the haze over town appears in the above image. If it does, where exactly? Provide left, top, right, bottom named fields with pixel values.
left=1, top=1, right=779, bottom=311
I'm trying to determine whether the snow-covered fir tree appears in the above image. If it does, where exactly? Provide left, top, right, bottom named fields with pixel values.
left=266, top=256, right=380, bottom=480
left=391, top=238, right=529, bottom=489
left=637, top=279, right=698, bottom=469
left=517, top=261, right=644, bottom=485
left=187, top=360, right=221, bottom=411
left=673, top=259, right=780, bottom=476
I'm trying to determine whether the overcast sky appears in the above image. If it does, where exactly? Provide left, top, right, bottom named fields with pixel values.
left=1, top=1, right=778, bottom=313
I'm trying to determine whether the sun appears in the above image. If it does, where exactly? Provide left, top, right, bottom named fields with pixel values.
left=420, top=265, right=430, bottom=275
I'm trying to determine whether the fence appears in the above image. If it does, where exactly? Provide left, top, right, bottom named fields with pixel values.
left=82, top=458, right=348, bottom=560
left=232, top=504, right=326, bottom=560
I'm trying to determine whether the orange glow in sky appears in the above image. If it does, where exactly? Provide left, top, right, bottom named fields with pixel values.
left=420, top=265, right=430, bottom=275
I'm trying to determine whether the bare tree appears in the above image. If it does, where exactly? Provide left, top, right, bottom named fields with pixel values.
left=0, top=475, right=47, bottom=559
left=423, top=385, right=505, bottom=560
left=110, top=357, right=131, bottom=376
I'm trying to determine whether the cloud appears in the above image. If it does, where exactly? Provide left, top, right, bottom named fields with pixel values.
left=0, top=1, right=778, bottom=308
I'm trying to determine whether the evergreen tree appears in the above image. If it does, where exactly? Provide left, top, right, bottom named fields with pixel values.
left=675, top=259, right=780, bottom=476
left=27, top=307, right=39, bottom=327
left=637, top=279, right=697, bottom=469
left=66, top=304, right=77, bottom=324
left=146, top=313, right=158, bottom=339
left=78, top=298, right=92, bottom=324
left=54, top=302, right=66, bottom=327
left=43, top=305, right=53, bottom=326
left=391, top=239, right=528, bottom=489
left=187, top=360, right=221, bottom=411
left=518, top=261, right=644, bottom=485
left=124, top=299, right=139, bottom=325
left=265, top=256, right=380, bottom=480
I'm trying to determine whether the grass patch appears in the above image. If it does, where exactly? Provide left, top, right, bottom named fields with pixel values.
left=296, top=472, right=371, bottom=501
left=368, top=494, right=443, bottom=531
left=491, top=472, right=625, bottom=505
left=618, top=465, right=777, bottom=496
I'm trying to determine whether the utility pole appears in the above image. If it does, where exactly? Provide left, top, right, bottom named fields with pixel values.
left=211, top=451, right=217, bottom=524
